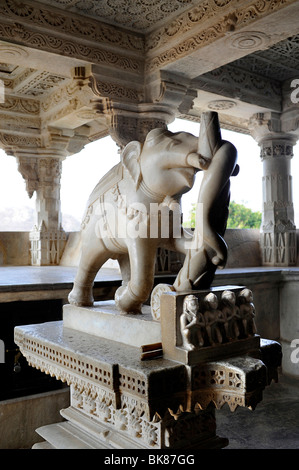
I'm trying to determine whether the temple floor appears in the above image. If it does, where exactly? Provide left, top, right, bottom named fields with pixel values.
left=217, top=372, right=299, bottom=449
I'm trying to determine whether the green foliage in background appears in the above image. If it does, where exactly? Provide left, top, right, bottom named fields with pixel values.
left=226, top=201, right=262, bottom=228
left=184, top=201, right=262, bottom=229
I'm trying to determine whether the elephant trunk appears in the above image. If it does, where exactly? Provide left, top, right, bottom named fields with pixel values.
left=194, top=113, right=237, bottom=266
left=174, top=112, right=238, bottom=293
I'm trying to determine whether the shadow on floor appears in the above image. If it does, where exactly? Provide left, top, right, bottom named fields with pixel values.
left=216, top=372, right=299, bottom=449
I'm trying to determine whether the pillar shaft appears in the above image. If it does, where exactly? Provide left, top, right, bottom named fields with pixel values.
left=29, top=157, right=66, bottom=266
left=34, top=158, right=62, bottom=231
left=260, top=138, right=296, bottom=265
left=17, top=155, right=66, bottom=266
left=249, top=113, right=297, bottom=266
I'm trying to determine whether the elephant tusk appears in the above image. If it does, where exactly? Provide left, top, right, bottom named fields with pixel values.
left=186, top=152, right=210, bottom=170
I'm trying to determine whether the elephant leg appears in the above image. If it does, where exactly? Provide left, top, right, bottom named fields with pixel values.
left=68, top=238, right=111, bottom=307
left=115, top=241, right=157, bottom=314
left=118, top=254, right=131, bottom=286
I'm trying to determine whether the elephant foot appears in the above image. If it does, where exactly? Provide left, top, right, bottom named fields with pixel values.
left=115, top=285, right=143, bottom=315
left=68, top=283, right=94, bottom=307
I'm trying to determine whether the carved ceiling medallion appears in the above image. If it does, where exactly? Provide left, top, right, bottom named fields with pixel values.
left=208, top=100, right=236, bottom=111
left=0, top=43, right=29, bottom=59
left=229, top=31, right=271, bottom=51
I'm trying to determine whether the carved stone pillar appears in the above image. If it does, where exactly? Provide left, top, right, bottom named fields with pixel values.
left=249, top=113, right=297, bottom=266
left=18, top=155, right=66, bottom=266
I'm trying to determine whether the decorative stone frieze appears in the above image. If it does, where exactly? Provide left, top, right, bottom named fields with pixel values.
left=0, top=0, right=145, bottom=60
left=145, top=0, right=299, bottom=72
left=160, top=287, right=260, bottom=365
left=0, top=95, right=40, bottom=116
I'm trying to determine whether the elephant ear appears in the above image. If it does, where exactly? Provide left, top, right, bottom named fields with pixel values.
left=121, top=141, right=142, bottom=189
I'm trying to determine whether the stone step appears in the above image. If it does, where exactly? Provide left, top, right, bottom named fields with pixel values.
left=34, top=421, right=105, bottom=449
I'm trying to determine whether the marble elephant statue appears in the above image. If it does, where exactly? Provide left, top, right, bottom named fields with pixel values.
left=68, top=124, right=237, bottom=314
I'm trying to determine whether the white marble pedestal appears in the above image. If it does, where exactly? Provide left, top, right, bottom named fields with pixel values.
left=14, top=287, right=281, bottom=449
left=15, top=320, right=229, bottom=449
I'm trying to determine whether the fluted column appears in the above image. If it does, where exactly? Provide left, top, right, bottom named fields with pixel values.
left=249, top=112, right=297, bottom=266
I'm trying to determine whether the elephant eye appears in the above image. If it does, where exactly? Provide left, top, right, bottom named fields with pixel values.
left=167, top=139, right=181, bottom=150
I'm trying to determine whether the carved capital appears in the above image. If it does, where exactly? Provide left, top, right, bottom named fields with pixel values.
left=260, top=140, right=294, bottom=161
left=17, top=153, right=63, bottom=198
left=146, top=72, right=197, bottom=113
left=91, top=98, right=174, bottom=147
left=89, top=69, right=197, bottom=147
left=249, top=112, right=298, bottom=154
left=18, top=154, right=63, bottom=221
left=17, top=156, right=39, bottom=199
left=248, top=112, right=281, bottom=144
left=109, top=114, right=168, bottom=148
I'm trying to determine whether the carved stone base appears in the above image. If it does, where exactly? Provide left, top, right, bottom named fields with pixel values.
left=33, top=404, right=228, bottom=450
left=13, top=311, right=280, bottom=449
left=261, top=230, right=297, bottom=266
left=13, top=283, right=282, bottom=449
left=30, top=227, right=67, bottom=266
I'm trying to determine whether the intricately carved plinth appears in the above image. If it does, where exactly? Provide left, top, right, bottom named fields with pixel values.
left=14, top=287, right=281, bottom=449
left=14, top=320, right=228, bottom=449
left=30, top=227, right=67, bottom=266
left=33, top=401, right=228, bottom=450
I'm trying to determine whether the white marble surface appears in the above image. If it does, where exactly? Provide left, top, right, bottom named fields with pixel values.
left=63, top=301, right=161, bottom=347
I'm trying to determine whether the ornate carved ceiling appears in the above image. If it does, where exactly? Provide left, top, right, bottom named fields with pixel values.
left=232, top=34, right=299, bottom=82
left=0, top=0, right=298, bottom=158
left=35, top=0, right=199, bottom=33
left=187, top=32, right=299, bottom=133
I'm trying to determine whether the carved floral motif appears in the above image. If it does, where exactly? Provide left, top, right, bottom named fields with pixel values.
left=2, top=0, right=144, bottom=51
left=146, top=0, right=295, bottom=71
left=0, top=21, right=142, bottom=73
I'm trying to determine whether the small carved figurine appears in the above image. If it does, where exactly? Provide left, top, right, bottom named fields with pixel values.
left=237, top=288, right=257, bottom=337
left=220, top=290, right=240, bottom=340
left=203, top=293, right=223, bottom=346
left=180, top=295, right=205, bottom=350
